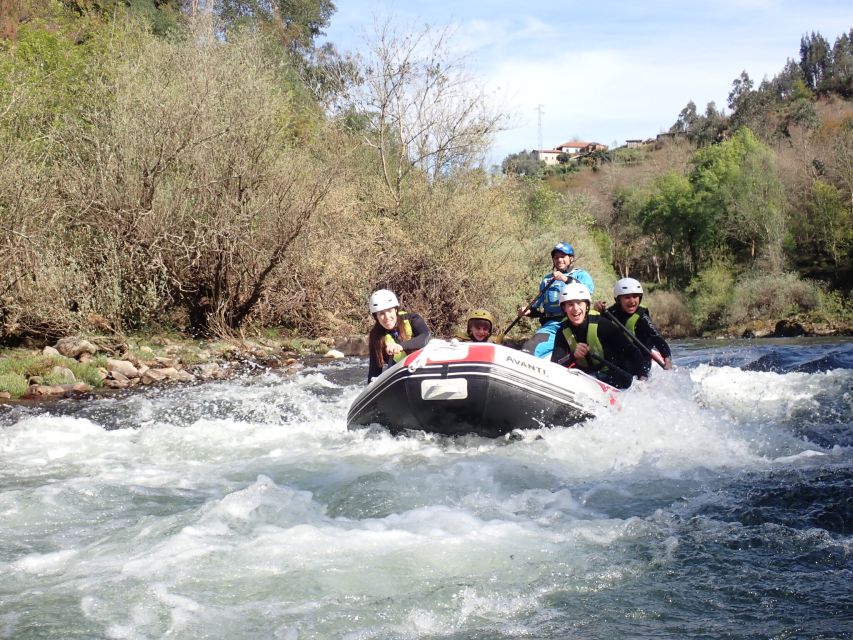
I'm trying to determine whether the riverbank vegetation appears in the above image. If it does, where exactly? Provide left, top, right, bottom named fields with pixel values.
left=0, top=3, right=850, bottom=374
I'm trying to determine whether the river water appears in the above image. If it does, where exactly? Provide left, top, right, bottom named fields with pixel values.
left=1, top=338, right=851, bottom=639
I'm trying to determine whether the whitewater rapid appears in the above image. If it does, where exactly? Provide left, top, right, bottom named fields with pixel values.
left=1, top=339, right=851, bottom=639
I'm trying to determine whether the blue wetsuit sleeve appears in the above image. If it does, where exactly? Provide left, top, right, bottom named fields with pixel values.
left=551, top=327, right=571, bottom=366
left=569, top=269, right=595, bottom=295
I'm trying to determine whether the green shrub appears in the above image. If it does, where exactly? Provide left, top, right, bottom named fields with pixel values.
left=68, top=360, right=105, bottom=388
left=726, top=271, right=817, bottom=325
left=0, top=353, right=103, bottom=389
left=645, top=290, right=695, bottom=338
left=686, top=262, right=736, bottom=331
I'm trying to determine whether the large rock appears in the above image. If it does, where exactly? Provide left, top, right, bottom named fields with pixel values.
left=109, top=369, right=129, bottom=382
left=141, top=368, right=168, bottom=385
left=21, top=382, right=92, bottom=399
left=335, top=336, right=368, bottom=356
left=173, top=369, right=195, bottom=383
left=54, top=337, right=99, bottom=359
left=106, top=358, right=140, bottom=379
left=774, top=320, right=806, bottom=337
left=22, top=384, right=66, bottom=399
left=51, top=366, right=76, bottom=384
left=60, top=382, right=92, bottom=394
left=193, top=362, right=222, bottom=381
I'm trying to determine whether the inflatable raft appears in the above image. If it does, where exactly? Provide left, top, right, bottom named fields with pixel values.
left=347, top=339, right=620, bottom=437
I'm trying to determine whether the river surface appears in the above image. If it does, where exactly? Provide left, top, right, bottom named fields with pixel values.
left=1, top=337, right=851, bottom=640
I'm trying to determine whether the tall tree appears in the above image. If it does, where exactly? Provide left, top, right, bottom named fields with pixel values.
left=799, top=31, right=831, bottom=91
left=501, top=150, right=544, bottom=178
left=350, top=19, right=508, bottom=211
left=825, top=30, right=853, bottom=97
left=634, top=171, right=700, bottom=283
left=216, top=0, right=334, bottom=56
left=669, top=100, right=698, bottom=136
left=689, top=128, right=786, bottom=271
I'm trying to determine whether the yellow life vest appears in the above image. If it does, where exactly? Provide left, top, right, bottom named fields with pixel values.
left=383, top=313, right=413, bottom=363
left=623, top=306, right=648, bottom=335
left=561, top=315, right=606, bottom=371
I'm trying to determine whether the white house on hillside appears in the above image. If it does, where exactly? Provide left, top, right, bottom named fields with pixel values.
left=532, top=139, right=608, bottom=166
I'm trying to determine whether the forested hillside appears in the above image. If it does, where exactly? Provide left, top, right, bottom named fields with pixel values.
left=509, top=29, right=853, bottom=335
left=0, top=2, right=849, bottom=344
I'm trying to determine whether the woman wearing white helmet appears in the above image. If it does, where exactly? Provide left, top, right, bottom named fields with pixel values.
left=367, top=289, right=431, bottom=383
left=550, top=282, right=649, bottom=389
left=596, top=277, right=673, bottom=369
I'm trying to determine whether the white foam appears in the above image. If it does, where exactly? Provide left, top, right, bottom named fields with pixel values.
left=0, top=355, right=848, bottom=639
left=11, top=549, right=78, bottom=574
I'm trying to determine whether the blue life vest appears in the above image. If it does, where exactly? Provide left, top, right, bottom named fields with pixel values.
left=536, top=269, right=595, bottom=318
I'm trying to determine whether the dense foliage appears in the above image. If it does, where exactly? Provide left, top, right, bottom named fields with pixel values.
left=0, top=4, right=849, bottom=343
left=507, top=29, right=852, bottom=334
left=0, top=3, right=612, bottom=344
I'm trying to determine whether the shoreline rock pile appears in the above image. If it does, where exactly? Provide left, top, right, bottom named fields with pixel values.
left=7, top=335, right=363, bottom=402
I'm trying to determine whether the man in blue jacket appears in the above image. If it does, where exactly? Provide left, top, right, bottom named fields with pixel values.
left=518, top=242, right=595, bottom=358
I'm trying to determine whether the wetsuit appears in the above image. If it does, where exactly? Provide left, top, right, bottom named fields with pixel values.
left=605, top=304, right=672, bottom=360
left=367, top=311, right=430, bottom=383
left=522, top=268, right=595, bottom=358
left=550, top=313, right=649, bottom=389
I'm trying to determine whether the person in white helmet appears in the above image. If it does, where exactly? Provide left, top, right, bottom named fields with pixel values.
left=367, top=289, right=431, bottom=383
left=550, top=282, right=649, bottom=389
left=595, top=277, right=673, bottom=369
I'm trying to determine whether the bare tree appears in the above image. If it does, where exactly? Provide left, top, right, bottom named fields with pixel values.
left=351, top=19, right=508, bottom=210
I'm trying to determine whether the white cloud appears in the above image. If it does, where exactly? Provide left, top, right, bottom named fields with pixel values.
left=322, top=1, right=853, bottom=165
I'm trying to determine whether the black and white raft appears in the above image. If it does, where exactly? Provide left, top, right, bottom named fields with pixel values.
left=346, top=339, right=620, bottom=437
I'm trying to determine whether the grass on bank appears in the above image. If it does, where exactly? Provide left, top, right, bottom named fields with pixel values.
left=0, top=351, right=108, bottom=397
left=0, top=332, right=337, bottom=399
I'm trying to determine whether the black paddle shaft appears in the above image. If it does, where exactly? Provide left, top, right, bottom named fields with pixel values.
left=500, top=273, right=576, bottom=339
left=556, top=350, right=631, bottom=381
left=601, top=309, right=666, bottom=369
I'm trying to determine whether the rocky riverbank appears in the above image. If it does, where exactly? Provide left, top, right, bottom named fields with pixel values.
left=0, top=334, right=370, bottom=402
left=1, top=318, right=850, bottom=404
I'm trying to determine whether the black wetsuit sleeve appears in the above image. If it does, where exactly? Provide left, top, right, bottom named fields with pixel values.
left=635, top=315, right=672, bottom=359
left=367, top=355, right=383, bottom=384
left=399, top=313, right=430, bottom=353
left=599, top=319, right=649, bottom=387
left=551, top=325, right=571, bottom=365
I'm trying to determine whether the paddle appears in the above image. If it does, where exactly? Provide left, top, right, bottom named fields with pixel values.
left=499, top=275, right=557, bottom=340
left=601, top=308, right=667, bottom=369
left=556, top=350, right=632, bottom=383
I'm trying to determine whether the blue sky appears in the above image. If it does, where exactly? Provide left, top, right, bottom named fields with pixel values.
left=322, top=1, right=851, bottom=166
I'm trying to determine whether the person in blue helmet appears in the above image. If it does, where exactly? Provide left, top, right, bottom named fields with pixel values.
left=517, top=241, right=595, bottom=358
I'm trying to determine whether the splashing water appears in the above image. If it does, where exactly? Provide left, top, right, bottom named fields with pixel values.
left=1, top=338, right=851, bottom=639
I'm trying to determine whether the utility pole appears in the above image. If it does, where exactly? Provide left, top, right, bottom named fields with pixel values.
left=535, top=104, right=544, bottom=150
